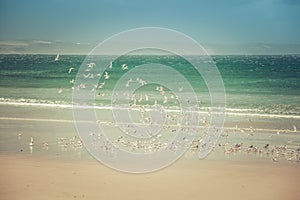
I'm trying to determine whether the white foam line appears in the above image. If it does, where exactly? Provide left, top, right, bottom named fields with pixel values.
left=0, top=117, right=88, bottom=123
left=224, top=126, right=300, bottom=133
left=0, top=101, right=73, bottom=108
left=0, top=117, right=299, bottom=134
left=1, top=101, right=299, bottom=119
left=226, top=112, right=300, bottom=119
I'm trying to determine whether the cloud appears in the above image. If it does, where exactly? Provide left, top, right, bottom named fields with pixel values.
left=32, top=40, right=52, bottom=45
left=0, top=40, right=300, bottom=55
left=262, top=44, right=271, bottom=49
left=0, top=40, right=94, bottom=54
left=0, top=41, right=29, bottom=46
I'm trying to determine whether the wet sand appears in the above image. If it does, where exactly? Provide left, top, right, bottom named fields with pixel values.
left=0, top=155, right=299, bottom=200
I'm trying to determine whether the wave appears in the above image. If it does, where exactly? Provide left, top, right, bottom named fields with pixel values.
left=0, top=98, right=72, bottom=108
left=0, top=97, right=299, bottom=119
left=0, top=116, right=298, bottom=134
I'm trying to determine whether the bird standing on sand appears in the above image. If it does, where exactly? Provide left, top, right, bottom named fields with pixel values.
left=29, top=137, right=34, bottom=146
left=293, top=125, right=297, bottom=132
left=42, top=142, right=49, bottom=150
left=18, top=132, right=23, bottom=139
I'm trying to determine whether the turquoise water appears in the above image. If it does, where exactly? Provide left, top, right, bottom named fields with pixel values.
left=0, top=54, right=299, bottom=163
left=0, top=54, right=299, bottom=116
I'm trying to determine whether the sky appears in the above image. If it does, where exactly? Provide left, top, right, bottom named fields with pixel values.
left=0, top=0, right=299, bottom=54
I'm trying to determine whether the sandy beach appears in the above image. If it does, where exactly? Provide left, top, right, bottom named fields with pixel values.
left=0, top=103, right=300, bottom=199
left=1, top=155, right=299, bottom=200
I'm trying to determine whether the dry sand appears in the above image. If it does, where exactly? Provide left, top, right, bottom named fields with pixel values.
left=0, top=155, right=299, bottom=200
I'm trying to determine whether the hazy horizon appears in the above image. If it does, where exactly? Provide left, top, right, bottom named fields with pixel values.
left=1, top=39, right=300, bottom=55
left=1, top=0, right=300, bottom=55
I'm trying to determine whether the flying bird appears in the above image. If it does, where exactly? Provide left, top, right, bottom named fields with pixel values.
left=87, top=62, right=96, bottom=68
left=54, top=53, right=60, bottom=61
left=98, top=81, right=105, bottom=89
left=109, top=62, right=113, bottom=69
left=122, top=64, right=128, bottom=70
left=68, top=67, right=74, bottom=74
left=104, top=71, right=110, bottom=80
left=163, top=96, right=168, bottom=104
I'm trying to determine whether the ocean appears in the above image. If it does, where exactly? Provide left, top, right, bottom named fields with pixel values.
left=0, top=54, right=299, bottom=163
left=0, top=54, right=299, bottom=116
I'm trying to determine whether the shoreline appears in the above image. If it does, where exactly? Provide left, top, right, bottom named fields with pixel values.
left=1, top=103, right=299, bottom=164
left=1, top=99, right=299, bottom=119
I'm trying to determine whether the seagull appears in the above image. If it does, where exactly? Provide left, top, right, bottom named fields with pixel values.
left=138, top=95, right=143, bottom=103
left=139, top=79, right=146, bottom=86
left=18, top=132, right=23, bottom=139
left=109, top=62, right=113, bottom=69
left=42, top=142, right=49, bottom=149
left=121, top=64, right=128, bottom=70
left=68, top=67, right=74, bottom=74
left=87, top=62, right=96, bottom=68
left=156, top=86, right=162, bottom=92
left=293, top=125, right=297, bottom=132
left=54, top=53, right=60, bottom=61
left=84, top=73, right=90, bottom=78
left=163, top=96, right=168, bottom=104
left=104, top=71, right=110, bottom=80
left=126, top=78, right=133, bottom=87
left=29, top=137, right=34, bottom=146
left=98, top=81, right=105, bottom=89
left=70, top=79, right=75, bottom=84
left=58, top=88, right=63, bottom=94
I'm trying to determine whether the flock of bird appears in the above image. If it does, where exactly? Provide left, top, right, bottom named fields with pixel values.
left=16, top=54, right=300, bottom=164
left=56, top=54, right=182, bottom=108
left=18, top=121, right=300, bottom=163
left=18, top=133, right=83, bottom=153
left=213, top=124, right=300, bottom=163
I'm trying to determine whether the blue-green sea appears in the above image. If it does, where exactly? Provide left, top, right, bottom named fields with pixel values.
left=0, top=54, right=299, bottom=116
